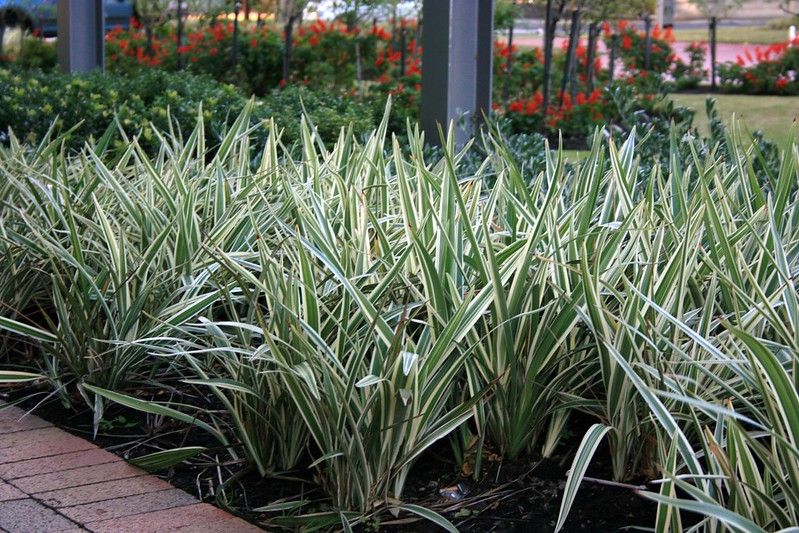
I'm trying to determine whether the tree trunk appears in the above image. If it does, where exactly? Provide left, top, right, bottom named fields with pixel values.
left=643, top=14, right=652, bottom=71
left=349, top=0, right=360, bottom=86
left=282, top=15, right=296, bottom=84
left=231, top=4, right=240, bottom=68
left=0, top=16, right=5, bottom=58
left=176, top=0, right=184, bottom=69
left=277, top=0, right=290, bottom=25
left=355, top=38, right=362, bottom=85
left=145, top=25, right=154, bottom=56
left=608, top=33, right=619, bottom=85
left=391, top=10, right=397, bottom=51
left=560, top=8, right=580, bottom=106
left=503, top=17, right=514, bottom=103
left=399, top=26, right=406, bottom=77
left=585, top=21, right=598, bottom=93
left=542, top=0, right=555, bottom=110
left=347, top=0, right=358, bottom=31
left=710, top=16, right=717, bottom=90
left=608, top=33, right=618, bottom=83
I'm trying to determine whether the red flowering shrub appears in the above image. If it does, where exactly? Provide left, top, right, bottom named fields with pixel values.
left=106, top=24, right=282, bottom=96
left=104, top=20, right=414, bottom=93
left=374, top=30, right=422, bottom=79
left=502, top=88, right=610, bottom=139
left=720, top=39, right=799, bottom=95
left=290, top=20, right=395, bottom=88
left=604, top=21, right=675, bottom=79
left=671, top=41, right=706, bottom=90
left=105, top=25, right=174, bottom=73
left=97, top=19, right=666, bottom=146
left=494, top=43, right=545, bottom=100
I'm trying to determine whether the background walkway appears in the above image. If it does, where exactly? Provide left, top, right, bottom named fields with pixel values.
left=0, top=404, right=261, bottom=532
left=507, top=35, right=757, bottom=66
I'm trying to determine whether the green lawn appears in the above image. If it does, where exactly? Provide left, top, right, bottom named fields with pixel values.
left=670, top=93, right=799, bottom=147
left=672, top=26, right=790, bottom=44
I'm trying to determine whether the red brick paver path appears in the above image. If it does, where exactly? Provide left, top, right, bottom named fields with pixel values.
left=0, top=404, right=262, bottom=532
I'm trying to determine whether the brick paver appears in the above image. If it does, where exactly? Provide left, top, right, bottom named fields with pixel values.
left=36, top=474, right=175, bottom=508
left=13, top=461, right=145, bottom=493
left=0, top=499, right=81, bottom=532
left=85, top=503, right=263, bottom=533
left=0, top=403, right=262, bottom=532
left=58, top=488, right=197, bottom=524
left=0, top=481, right=25, bottom=502
left=0, top=448, right=120, bottom=480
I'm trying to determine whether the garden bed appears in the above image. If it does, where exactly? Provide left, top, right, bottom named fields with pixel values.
left=5, top=385, right=660, bottom=532
left=1, top=104, right=794, bottom=532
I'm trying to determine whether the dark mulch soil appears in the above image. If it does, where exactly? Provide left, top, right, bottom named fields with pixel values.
left=387, top=436, right=657, bottom=533
left=3, top=384, right=664, bottom=532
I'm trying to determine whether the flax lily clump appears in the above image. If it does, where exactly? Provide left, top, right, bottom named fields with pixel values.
left=3, top=99, right=799, bottom=532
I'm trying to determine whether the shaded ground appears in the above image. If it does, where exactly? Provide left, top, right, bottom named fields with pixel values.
left=392, top=448, right=659, bottom=532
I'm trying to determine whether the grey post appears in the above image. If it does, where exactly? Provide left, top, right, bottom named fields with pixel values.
left=421, top=0, right=494, bottom=146
left=57, top=0, right=105, bottom=73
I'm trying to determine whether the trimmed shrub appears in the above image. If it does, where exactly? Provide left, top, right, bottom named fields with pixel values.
left=0, top=69, right=375, bottom=152
left=258, top=85, right=374, bottom=145
left=0, top=68, right=246, bottom=151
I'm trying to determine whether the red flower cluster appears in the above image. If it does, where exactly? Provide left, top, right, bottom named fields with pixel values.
left=622, top=35, right=633, bottom=50
left=297, top=19, right=361, bottom=39
left=105, top=25, right=168, bottom=67
left=735, top=39, right=799, bottom=66
left=508, top=91, right=544, bottom=115
left=723, top=37, right=799, bottom=95
left=604, top=20, right=674, bottom=45
left=373, top=31, right=421, bottom=77
left=496, top=42, right=517, bottom=58
left=506, top=88, right=604, bottom=129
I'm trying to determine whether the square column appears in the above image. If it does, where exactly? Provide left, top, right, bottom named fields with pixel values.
left=57, top=0, right=105, bottom=73
left=421, top=0, right=494, bottom=146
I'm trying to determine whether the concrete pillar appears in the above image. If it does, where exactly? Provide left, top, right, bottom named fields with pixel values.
left=421, top=0, right=494, bottom=146
left=57, top=0, right=104, bottom=73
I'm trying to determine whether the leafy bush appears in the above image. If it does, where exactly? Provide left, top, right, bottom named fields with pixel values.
left=104, top=20, right=397, bottom=95
left=366, top=75, right=420, bottom=134
left=0, top=68, right=379, bottom=153
left=0, top=68, right=247, bottom=151
left=290, top=20, right=386, bottom=88
left=259, top=85, right=374, bottom=145
left=15, top=37, right=58, bottom=70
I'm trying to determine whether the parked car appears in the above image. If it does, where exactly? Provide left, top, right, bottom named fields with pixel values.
left=0, top=0, right=133, bottom=37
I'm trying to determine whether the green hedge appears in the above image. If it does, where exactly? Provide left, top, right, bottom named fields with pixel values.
left=0, top=69, right=376, bottom=152
left=0, top=68, right=246, bottom=151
